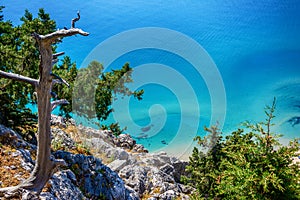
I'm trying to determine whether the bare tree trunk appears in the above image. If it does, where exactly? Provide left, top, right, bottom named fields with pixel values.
left=0, top=13, right=88, bottom=197
left=22, top=43, right=55, bottom=192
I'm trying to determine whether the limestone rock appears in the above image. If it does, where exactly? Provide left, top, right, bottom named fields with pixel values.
left=1, top=117, right=191, bottom=199
left=54, top=151, right=137, bottom=200
left=48, top=170, right=86, bottom=199
left=107, top=159, right=128, bottom=172
left=159, top=190, right=177, bottom=200
left=50, top=115, right=76, bottom=128
left=51, top=127, right=76, bottom=150
left=71, top=123, right=191, bottom=199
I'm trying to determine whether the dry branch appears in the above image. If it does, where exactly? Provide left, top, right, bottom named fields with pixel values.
left=0, top=12, right=89, bottom=196
left=33, top=28, right=89, bottom=44
left=51, top=99, right=69, bottom=111
left=52, top=58, right=58, bottom=65
left=52, top=52, right=65, bottom=65
left=0, top=70, right=38, bottom=87
left=52, top=52, right=65, bottom=59
left=71, top=11, right=80, bottom=28
left=50, top=91, right=58, bottom=98
left=50, top=73, right=70, bottom=87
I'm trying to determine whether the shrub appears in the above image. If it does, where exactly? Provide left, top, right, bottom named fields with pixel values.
left=182, top=99, right=300, bottom=199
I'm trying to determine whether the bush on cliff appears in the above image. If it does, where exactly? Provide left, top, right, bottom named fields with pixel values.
left=182, top=99, right=300, bottom=199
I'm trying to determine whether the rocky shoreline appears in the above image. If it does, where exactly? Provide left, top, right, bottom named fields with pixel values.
left=0, top=115, right=193, bottom=199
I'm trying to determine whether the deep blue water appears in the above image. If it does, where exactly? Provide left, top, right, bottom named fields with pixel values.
left=3, top=1, right=300, bottom=156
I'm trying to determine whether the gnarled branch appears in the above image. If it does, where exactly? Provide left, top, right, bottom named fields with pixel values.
left=50, top=73, right=70, bottom=88
left=32, top=28, right=89, bottom=45
left=71, top=11, right=80, bottom=28
left=52, top=52, right=65, bottom=59
left=52, top=58, right=58, bottom=65
left=51, top=99, right=69, bottom=111
left=50, top=91, right=58, bottom=98
left=0, top=70, right=38, bottom=87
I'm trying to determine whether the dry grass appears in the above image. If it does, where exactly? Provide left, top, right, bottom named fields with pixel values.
left=141, top=192, right=152, bottom=200
left=152, top=187, right=161, bottom=194
left=0, top=123, right=88, bottom=198
left=61, top=124, right=80, bottom=141
left=0, top=144, right=30, bottom=188
left=92, top=152, right=115, bottom=165
left=141, top=187, right=161, bottom=200
left=51, top=124, right=91, bottom=156
left=42, top=182, right=52, bottom=193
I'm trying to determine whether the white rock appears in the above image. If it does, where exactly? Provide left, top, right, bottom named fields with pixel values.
left=108, top=159, right=128, bottom=172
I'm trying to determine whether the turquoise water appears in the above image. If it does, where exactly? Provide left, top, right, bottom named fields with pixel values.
left=3, top=1, right=300, bottom=155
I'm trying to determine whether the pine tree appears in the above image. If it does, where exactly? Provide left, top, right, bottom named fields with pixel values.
left=0, top=8, right=56, bottom=141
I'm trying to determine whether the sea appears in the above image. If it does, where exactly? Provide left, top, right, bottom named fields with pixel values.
left=2, top=0, right=300, bottom=158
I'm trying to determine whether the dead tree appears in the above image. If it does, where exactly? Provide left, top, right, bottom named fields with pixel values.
left=0, top=12, right=88, bottom=196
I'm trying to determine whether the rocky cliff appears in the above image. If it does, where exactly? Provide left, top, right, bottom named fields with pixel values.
left=0, top=115, right=193, bottom=199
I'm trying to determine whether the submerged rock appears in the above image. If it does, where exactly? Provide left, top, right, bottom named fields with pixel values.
left=287, top=116, right=300, bottom=127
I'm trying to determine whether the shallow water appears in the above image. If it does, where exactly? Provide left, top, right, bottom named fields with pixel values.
left=3, top=1, right=300, bottom=157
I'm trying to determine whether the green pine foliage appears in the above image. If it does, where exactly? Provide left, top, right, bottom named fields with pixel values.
left=52, top=56, right=78, bottom=118
left=71, top=60, right=143, bottom=133
left=1, top=6, right=143, bottom=138
left=95, top=62, right=144, bottom=121
left=0, top=7, right=56, bottom=142
left=182, top=99, right=300, bottom=199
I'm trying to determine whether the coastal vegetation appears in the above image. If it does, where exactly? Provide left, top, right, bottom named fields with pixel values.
left=0, top=6, right=143, bottom=140
left=0, top=6, right=90, bottom=195
left=0, top=6, right=299, bottom=199
left=0, top=6, right=142, bottom=196
left=182, top=99, right=300, bottom=199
